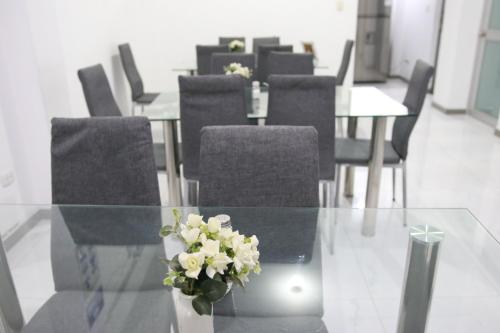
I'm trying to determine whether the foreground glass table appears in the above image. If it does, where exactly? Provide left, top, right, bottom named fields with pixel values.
left=143, top=86, right=410, bottom=207
left=1, top=205, right=499, bottom=332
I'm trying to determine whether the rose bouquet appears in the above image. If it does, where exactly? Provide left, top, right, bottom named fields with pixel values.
left=229, top=39, right=245, bottom=52
left=161, top=209, right=261, bottom=315
left=224, top=62, right=252, bottom=79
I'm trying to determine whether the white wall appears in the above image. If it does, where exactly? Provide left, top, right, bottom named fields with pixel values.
left=390, top=0, right=443, bottom=80
left=0, top=0, right=358, bottom=205
left=433, top=0, right=486, bottom=110
left=28, top=0, right=359, bottom=117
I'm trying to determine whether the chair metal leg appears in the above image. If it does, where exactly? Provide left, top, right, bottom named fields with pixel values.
left=392, top=167, right=396, bottom=202
left=334, top=165, right=341, bottom=207
left=402, top=161, right=407, bottom=209
left=337, top=118, right=344, bottom=137
left=141, top=104, right=145, bottom=114
left=186, top=180, right=198, bottom=206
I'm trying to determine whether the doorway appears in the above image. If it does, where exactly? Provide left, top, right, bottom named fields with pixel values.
left=469, top=0, right=500, bottom=125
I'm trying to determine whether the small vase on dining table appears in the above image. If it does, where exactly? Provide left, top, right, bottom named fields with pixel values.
left=174, top=289, right=214, bottom=333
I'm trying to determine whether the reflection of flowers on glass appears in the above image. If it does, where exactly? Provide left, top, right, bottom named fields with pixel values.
left=224, top=62, right=252, bottom=79
left=229, top=40, right=245, bottom=52
left=160, top=209, right=261, bottom=316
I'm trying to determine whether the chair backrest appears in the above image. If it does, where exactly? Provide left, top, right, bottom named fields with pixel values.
left=77, top=64, right=122, bottom=117
left=391, top=60, right=434, bottom=160
left=51, top=117, right=161, bottom=205
left=256, top=45, right=293, bottom=83
left=179, top=75, right=248, bottom=180
left=336, top=40, right=354, bottom=85
left=268, top=52, right=314, bottom=76
left=118, top=43, right=144, bottom=102
left=211, top=53, right=256, bottom=80
left=199, top=125, right=320, bottom=207
left=196, top=45, right=230, bottom=75
left=0, top=238, right=24, bottom=332
left=267, top=75, right=336, bottom=180
left=219, top=37, right=246, bottom=52
left=252, top=36, right=280, bottom=54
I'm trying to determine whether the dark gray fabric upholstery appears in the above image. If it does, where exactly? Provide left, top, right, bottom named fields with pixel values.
left=392, top=60, right=434, bottom=159
left=196, top=45, right=229, bottom=75
left=256, top=45, right=293, bottom=83
left=336, top=40, right=354, bottom=85
left=51, top=117, right=161, bottom=205
left=267, top=75, right=336, bottom=180
left=198, top=126, right=320, bottom=207
left=179, top=75, right=248, bottom=180
left=118, top=43, right=143, bottom=101
left=219, top=36, right=246, bottom=52
left=335, top=60, right=434, bottom=165
left=118, top=44, right=159, bottom=105
left=268, top=52, right=314, bottom=76
left=335, top=138, right=401, bottom=164
left=77, top=64, right=121, bottom=117
left=252, top=36, right=280, bottom=54
left=211, top=53, right=256, bottom=81
left=136, top=92, right=159, bottom=104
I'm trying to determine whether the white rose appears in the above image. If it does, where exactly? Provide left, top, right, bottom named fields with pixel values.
left=200, top=239, right=220, bottom=257
left=231, top=232, right=245, bottom=249
left=233, top=242, right=256, bottom=272
left=207, top=217, right=221, bottom=233
left=218, top=228, right=234, bottom=247
left=250, top=235, right=259, bottom=249
left=187, top=214, right=203, bottom=228
left=206, top=253, right=233, bottom=279
left=178, top=252, right=205, bottom=279
left=181, top=227, right=200, bottom=245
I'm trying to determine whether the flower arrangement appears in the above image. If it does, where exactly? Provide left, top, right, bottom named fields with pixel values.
left=161, top=209, right=261, bottom=316
left=224, top=62, right=252, bottom=79
left=229, top=40, right=245, bottom=52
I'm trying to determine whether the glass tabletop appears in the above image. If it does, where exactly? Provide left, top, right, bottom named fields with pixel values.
left=144, top=86, right=410, bottom=122
left=1, top=205, right=499, bottom=332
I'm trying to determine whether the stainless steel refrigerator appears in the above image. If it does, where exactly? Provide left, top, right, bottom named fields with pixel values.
left=354, top=0, right=391, bottom=83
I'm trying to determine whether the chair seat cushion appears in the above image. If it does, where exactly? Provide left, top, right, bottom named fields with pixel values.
left=335, top=138, right=401, bottom=165
left=136, top=92, right=160, bottom=104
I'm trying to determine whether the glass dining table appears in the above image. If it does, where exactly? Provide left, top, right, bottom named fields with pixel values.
left=143, top=86, right=411, bottom=207
left=1, top=205, right=499, bottom=332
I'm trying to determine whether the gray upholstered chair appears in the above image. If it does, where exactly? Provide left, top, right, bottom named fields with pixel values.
left=77, top=65, right=169, bottom=172
left=219, top=36, right=246, bottom=52
left=256, top=45, right=293, bottom=83
left=196, top=45, right=230, bottom=75
left=252, top=36, right=280, bottom=54
left=337, top=40, right=354, bottom=85
left=198, top=126, right=320, bottom=207
left=267, top=52, right=314, bottom=76
left=0, top=238, right=24, bottom=332
left=266, top=75, right=336, bottom=206
left=210, top=53, right=256, bottom=81
left=77, top=64, right=121, bottom=117
left=179, top=75, right=248, bottom=204
left=335, top=60, right=434, bottom=207
left=51, top=117, right=161, bottom=205
left=118, top=43, right=159, bottom=114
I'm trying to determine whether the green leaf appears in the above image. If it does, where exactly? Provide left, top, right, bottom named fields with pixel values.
left=192, top=296, right=212, bottom=316
left=169, top=254, right=182, bottom=271
left=200, top=279, right=227, bottom=302
left=159, top=225, right=174, bottom=237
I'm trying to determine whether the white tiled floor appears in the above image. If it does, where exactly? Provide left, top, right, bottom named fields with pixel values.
left=337, top=79, right=500, bottom=241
